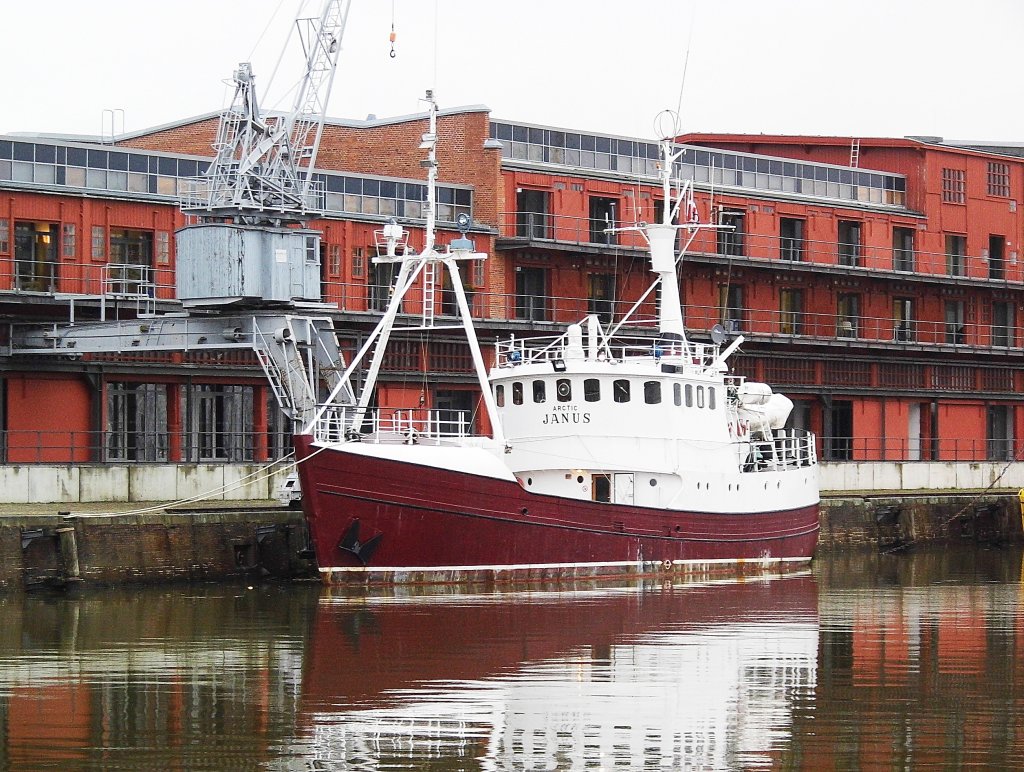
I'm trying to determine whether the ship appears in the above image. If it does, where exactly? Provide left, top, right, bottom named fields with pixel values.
left=294, top=96, right=820, bottom=584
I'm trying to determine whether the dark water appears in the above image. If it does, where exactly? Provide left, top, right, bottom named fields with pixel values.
left=1, top=548, right=1023, bottom=770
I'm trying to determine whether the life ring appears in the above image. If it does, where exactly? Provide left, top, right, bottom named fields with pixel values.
left=662, top=559, right=672, bottom=571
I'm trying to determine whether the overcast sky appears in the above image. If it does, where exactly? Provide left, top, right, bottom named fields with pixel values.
left=3, top=0, right=1022, bottom=144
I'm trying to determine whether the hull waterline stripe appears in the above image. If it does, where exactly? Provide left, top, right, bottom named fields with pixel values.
left=317, top=555, right=814, bottom=575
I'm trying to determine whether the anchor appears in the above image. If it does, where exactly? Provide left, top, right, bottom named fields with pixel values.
left=338, top=518, right=383, bottom=565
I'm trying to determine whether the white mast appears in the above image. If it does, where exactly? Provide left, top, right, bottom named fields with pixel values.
left=646, top=136, right=689, bottom=341
left=310, top=92, right=504, bottom=443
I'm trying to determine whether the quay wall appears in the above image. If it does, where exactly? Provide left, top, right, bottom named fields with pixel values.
left=0, top=463, right=293, bottom=504
left=0, top=507, right=315, bottom=590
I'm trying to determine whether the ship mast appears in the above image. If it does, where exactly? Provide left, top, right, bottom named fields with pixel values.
left=310, top=92, right=504, bottom=443
left=646, top=135, right=690, bottom=342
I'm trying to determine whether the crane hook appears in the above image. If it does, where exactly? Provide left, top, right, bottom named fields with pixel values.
left=389, top=26, right=396, bottom=58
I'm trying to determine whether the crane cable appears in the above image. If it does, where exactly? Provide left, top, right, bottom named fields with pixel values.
left=389, top=0, right=397, bottom=58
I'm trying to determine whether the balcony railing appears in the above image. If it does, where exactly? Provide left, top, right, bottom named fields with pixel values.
left=0, top=260, right=177, bottom=300
left=497, top=211, right=1024, bottom=285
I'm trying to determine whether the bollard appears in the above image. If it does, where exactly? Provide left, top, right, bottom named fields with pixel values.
left=53, top=526, right=82, bottom=582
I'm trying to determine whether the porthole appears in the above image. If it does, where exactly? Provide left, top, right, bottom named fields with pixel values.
left=527, top=477, right=533, bottom=486
left=649, top=478, right=657, bottom=486
left=576, top=475, right=585, bottom=484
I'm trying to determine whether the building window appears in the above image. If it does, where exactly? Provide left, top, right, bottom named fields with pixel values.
left=91, top=225, right=106, bottom=260
left=945, top=300, right=965, bottom=344
left=837, top=220, right=862, bottom=267
left=588, top=196, right=618, bottom=244
left=893, top=226, right=914, bottom=272
left=110, top=228, right=152, bottom=266
left=837, top=293, right=860, bottom=338
left=993, top=301, right=1014, bottom=347
left=945, top=234, right=966, bottom=276
left=156, top=231, right=170, bottom=265
left=515, top=266, right=548, bottom=321
left=369, top=260, right=397, bottom=311
left=185, top=384, right=254, bottom=462
left=987, top=162, right=1010, bottom=197
left=987, top=405, right=1013, bottom=460
left=266, top=389, right=293, bottom=461
left=718, top=284, right=744, bottom=333
left=62, top=224, right=76, bottom=258
left=893, top=297, right=915, bottom=341
left=826, top=400, right=854, bottom=461
left=516, top=189, right=551, bottom=239
left=327, top=243, right=341, bottom=276
left=989, top=235, right=1005, bottom=280
left=779, top=288, right=803, bottom=335
left=717, top=211, right=745, bottom=256
left=780, top=217, right=804, bottom=261
left=942, top=168, right=965, bottom=203
left=351, top=247, right=365, bottom=278
left=14, top=221, right=58, bottom=292
left=106, top=382, right=168, bottom=462
left=588, top=273, right=615, bottom=325
left=0, top=219, right=9, bottom=253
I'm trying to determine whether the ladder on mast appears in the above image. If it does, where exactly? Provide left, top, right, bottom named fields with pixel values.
left=849, top=138, right=861, bottom=168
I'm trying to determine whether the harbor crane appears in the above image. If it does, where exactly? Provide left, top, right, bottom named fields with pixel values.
left=5, top=0, right=356, bottom=429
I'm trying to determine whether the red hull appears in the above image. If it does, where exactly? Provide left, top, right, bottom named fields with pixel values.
left=294, top=434, right=819, bottom=583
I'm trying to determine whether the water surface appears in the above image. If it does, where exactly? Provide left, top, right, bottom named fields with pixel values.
left=1, top=547, right=1022, bottom=769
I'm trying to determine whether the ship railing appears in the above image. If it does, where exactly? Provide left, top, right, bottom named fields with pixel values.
left=496, top=331, right=721, bottom=367
left=742, top=429, right=817, bottom=472
left=311, top=406, right=471, bottom=444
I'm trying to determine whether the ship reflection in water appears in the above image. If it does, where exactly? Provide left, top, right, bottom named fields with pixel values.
left=1, top=548, right=1024, bottom=768
left=300, top=574, right=819, bottom=770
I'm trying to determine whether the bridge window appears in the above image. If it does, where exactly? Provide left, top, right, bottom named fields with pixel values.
left=696, top=386, right=705, bottom=408
left=709, top=387, right=716, bottom=410
left=533, top=380, right=546, bottom=403
left=512, top=382, right=523, bottom=405
left=584, top=378, right=601, bottom=402
left=556, top=378, right=572, bottom=402
left=613, top=379, right=630, bottom=403
left=673, top=382, right=681, bottom=406
left=644, top=381, right=661, bottom=404
left=685, top=384, right=693, bottom=407
left=495, top=385, right=504, bottom=407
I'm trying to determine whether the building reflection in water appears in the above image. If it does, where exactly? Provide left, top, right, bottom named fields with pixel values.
left=797, top=547, right=1024, bottom=769
left=0, top=549, right=1023, bottom=769
left=0, top=585, right=313, bottom=769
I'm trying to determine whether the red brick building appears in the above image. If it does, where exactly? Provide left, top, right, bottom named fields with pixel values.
left=1, top=108, right=1022, bottom=468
